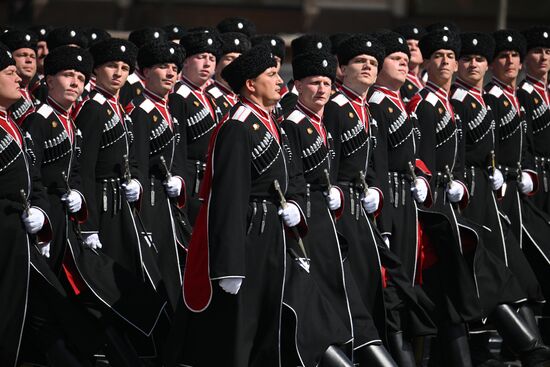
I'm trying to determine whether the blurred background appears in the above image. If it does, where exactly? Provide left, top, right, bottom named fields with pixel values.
left=3, top=0, right=549, bottom=34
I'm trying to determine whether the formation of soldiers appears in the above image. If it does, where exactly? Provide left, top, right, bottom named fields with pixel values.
left=0, top=16, right=550, bottom=367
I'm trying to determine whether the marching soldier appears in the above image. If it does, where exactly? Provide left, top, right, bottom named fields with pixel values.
left=393, top=24, right=427, bottom=104
left=517, top=26, right=550, bottom=215
left=169, top=31, right=221, bottom=224
left=0, top=29, right=39, bottom=125
left=329, top=33, right=352, bottom=91
left=205, top=31, right=250, bottom=118
left=368, top=31, right=436, bottom=366
left=128, top=40, right=188, bottom=312
left=323, top=34, right=399, bottom=365
left=0, top=42, right=53, bottom=367
left=27, top=25, right=52, bottom=79
left=181, top=44, right=309, bottom=367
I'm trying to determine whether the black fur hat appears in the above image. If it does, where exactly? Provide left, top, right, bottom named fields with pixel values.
left=250, top=34, right=286, bottom=62
left=90, top=38, right=138, bottom=73
left=221, top=43, right=277, bottom=93
left=0, top=42, right=16, bottom=71
left=137, top=41, right=184, bottom=72
left=180, top=31, right=222, bottom=58
left=522, top=26, right=550, bottom=52
left=217, top=17, right=256, bottom=38
left=493, top=29, right=527, bottom=60
left=0, top=30, right=38, bottom=52
left=419, top=30, right=461, bottom=59
left=28, top=25, right=53, bottom=42
left=163, top=24, right=186, bottom=41
left=374, top=30, right=410, bottom=58
left=44, top=45, right=93, bottom=82
left=291, top=34, right=332, bottom=58
left=426, top=21, right=460, bottom=35
left=336, top=34, right=385, bottom=69
left=84, top=28, right=111, bottom=48
left=459, top=32, right=495, bottom=62
left=220, top=32, right=251, bottom=55
left=393, top=24, right=427, bottom=41
left=128, top=27, right=166, bottom=48
left=292, top=52, right=336, bottom=82
left=187, top=26, right=219, bottom=35
left=47, top=26, right=88, bottom=50
left=329, top=33, right=352, bottom=55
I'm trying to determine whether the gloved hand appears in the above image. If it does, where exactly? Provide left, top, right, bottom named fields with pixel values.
left=326, top=187, right=342, bottom=211
left=278, top=203, right=301, bottom=227
left=446, top=181, right=465, bottom=203
left=21, top=207, right=45, bottom=234
left=381, top=235, right=390, bottom=248
left=61, top=190, right=82, bottom=213
left=164, top=177, right=182, bottom=198
left=39, top=243, right=50, bottom=258
left=122, top=179, right=140, bottom=202
left=219, top=278, right=242, bottom=295
left=489, top=168, right=504, bottom=191
left=361, top=188, right=380, bottom=214
left=82, top=233, right=102, bottom=250
left=518, top=172, right=534, bottom=194
left=411, top=178, right=428, bottom=203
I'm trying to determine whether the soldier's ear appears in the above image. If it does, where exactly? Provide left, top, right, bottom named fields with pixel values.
left=245, top=78, right=255, bottom=93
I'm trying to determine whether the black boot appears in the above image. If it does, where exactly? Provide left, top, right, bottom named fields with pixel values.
left=319, top=345, right=354, bottom=367
left=414, top=335, right=434, bottom=367
left=387, top=331, right=416, bottom=367
left=103, top=326, right=145, bottom=367
left=492, top=304, right=550, bottom=367
left=519, top=304, right=543, bottom=340
left=444, top=323, right=473, bottom=367
left=355, top=343, right=398, bottom=367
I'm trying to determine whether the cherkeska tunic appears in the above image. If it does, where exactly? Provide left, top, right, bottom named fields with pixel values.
left=205, top=79, right=238, bottom=119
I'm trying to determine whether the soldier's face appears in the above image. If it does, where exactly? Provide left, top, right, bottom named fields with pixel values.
left=490, top=51, right=522, bottom=83
left=341, top=54, right=378, bottom=89
left=458, top=55, right=488, bottom=86
left=524, top=47, right=550, bottom=78
left=379, top=52, right=409, bottom=87
left=425, top=49, right=457, bottom=84
left=183, top=52, right=216, bottom=86
left=246, top=66, right=282, bottom=107
left=46, top=69, right=85, bottom=109
left=94, top=61, right=131, bottom=95
left=0, top=65, right=22, bottom=107
left=143, top=63, right=178, bottom=97
left=215, top=52, right=240, bottom=83
left=12, top=47, right=36, bottom=84
left=407, top=39, right=423, bottom=66
left=295, top=75, right=332, bottom=112
left=36, top=41, right=48, bottom=74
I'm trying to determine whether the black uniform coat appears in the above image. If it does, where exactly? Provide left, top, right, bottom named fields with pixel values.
left=119, top=70, right=145, bottom=109
left=485, top=78, right=549, bottom=307
left=323, top=85, right=388, bottom=346
left=129, top=88, right=188, bottom=312
left=182, top=98, right=312, bottom=367
left=0, top=108, right=52, bottom=367
left=169, top=77, right=220, bottom=225
left=518, top=75, right=550, bottom=214
left=408, top=82, right=485, bottom=323
left=205, top=79, right=238, bottom=119
left=400, top=71, right=424, bottom=104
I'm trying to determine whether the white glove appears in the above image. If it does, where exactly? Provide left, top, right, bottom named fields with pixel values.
left=381, top=235, right=390, bottom=248
left=164, top=177, right=182, bottom=198
left=326, top=187, right=342, bottom=211
left=82, top=233, right=102, bottom=250
left=518, top=172, right=534, bottom=194
left=122, top=179, right=140, bottom=202
left=278, top=203, right=301, bottom=227
left=361, top=188, right=380, bottom=214
left=61, top=191, right=82, bottom=213
left=219, top=278, right=242, bottom=295
left=39, top=243, right=50, bottom=258
left=446, top=181, right=465, bottom=203
left=489, top=168, right=504, bottom=191
left=22, top=207, right=45, bottom=234
left=411, top=178, right=428, bottom=203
